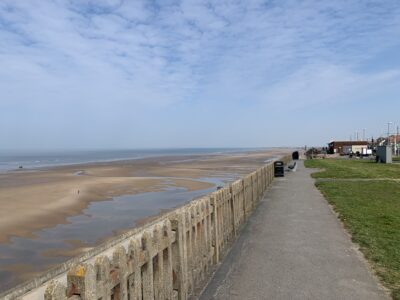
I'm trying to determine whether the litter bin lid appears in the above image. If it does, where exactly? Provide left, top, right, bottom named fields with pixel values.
left=274, top=161, right=284, bottom=166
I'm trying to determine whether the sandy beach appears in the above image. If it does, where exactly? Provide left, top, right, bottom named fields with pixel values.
left=0, top=149, right=288, bottom=244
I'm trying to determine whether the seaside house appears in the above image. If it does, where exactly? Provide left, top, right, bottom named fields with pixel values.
left=328, top=141, right=369, bottom=155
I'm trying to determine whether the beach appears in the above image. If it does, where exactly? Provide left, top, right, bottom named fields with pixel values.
left=0, top=150, right=288, bottom=243
left=0, top=149, right=289, bottom=291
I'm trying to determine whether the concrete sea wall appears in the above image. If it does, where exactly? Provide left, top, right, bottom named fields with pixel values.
left=2, top=157, right=289, bottom=300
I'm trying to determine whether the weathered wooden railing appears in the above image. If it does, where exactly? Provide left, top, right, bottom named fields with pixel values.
left=2, top=156, right=290, bottom=300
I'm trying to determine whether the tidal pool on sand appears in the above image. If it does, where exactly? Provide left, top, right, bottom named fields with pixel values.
left=0, top=176, right=235, bottom=292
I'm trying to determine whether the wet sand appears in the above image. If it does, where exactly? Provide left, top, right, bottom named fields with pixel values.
left=0, top=149, right=290, bottom=292
left=0, top=149, right=287, bottom=244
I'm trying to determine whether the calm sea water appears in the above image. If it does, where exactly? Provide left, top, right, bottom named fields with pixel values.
left=0, top=148, right=263, bottom=172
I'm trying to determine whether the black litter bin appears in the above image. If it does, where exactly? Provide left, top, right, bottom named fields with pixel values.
left=292, top=151, right=299, bottom=160
left=274, top=161, right=284, bottom=177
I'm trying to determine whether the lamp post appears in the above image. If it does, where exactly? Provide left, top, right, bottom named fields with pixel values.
left=387, top=122, right=392, bottom=146
left=396, top=125, right=399, bottom=156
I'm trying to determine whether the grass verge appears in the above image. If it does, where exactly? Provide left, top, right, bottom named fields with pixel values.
left=304, top=158, right=400, bottom=179
left=305, top=159, right=400, bottom=299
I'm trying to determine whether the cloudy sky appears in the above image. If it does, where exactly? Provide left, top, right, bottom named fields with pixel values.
left=1, top=0, right=400, bottom=149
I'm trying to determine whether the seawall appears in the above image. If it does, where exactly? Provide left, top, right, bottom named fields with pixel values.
left=1, top=156, right=290, bottom=300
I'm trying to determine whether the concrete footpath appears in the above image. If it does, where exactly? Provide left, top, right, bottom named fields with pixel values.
left=199, top=161, right=388, bottom=300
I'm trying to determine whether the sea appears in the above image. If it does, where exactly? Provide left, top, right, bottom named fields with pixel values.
left=0, top=148, right=265, bottom=172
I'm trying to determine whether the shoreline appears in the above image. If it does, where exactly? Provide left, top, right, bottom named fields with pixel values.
left=0, top=148, right=276, bottom=174
left=0, top=150, right=288, bottom=244
left=0, top=149, right=288, bottom=244
left=0, top=154, right=288, bottom=299
left=0, top=149, right=290, bottom=292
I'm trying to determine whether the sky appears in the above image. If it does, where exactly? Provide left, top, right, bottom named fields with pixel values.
left=1, top=0, right=400, bottom=149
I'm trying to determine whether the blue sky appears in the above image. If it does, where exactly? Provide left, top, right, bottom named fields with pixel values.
left=1, top=0, right=400, bottom=149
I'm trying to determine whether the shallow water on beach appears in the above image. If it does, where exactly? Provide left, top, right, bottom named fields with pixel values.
left=0, top=175, right=236, bottom=293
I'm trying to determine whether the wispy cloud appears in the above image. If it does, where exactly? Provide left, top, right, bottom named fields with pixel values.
left=1, top=0, right=400, bottom=148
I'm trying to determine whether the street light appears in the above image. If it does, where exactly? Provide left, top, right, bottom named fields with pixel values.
left=395, top=125, right=399, bottom=156
left=387, top=122, right=393, bottom=146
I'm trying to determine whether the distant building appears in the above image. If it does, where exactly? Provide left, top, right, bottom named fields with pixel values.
left=388, top=135, right=400, bottom=156
left=388, top=134, right=400, bottom=145
left=376, top=135, right=400, bottom=146
left=328, top=141, right=369, bottom=155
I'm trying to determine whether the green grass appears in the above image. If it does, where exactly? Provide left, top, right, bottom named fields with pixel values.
left=305, top=159, right=400, bottom=299
left=304, top=158, right=400, bottom=179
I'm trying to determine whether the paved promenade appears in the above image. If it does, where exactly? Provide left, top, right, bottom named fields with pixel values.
left=200, top=161, right=388, bottom=300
